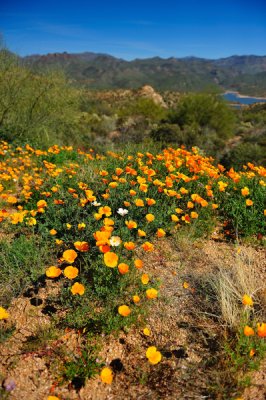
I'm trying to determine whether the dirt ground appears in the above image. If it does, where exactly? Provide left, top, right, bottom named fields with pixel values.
left=0, top=237, right=265, bottom=400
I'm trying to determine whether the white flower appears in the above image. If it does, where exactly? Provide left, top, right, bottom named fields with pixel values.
left=110, top=236, right=122, bottom=246
left=117, top=208, right=128, bottom=216
left=92, top=201, right=101, bottom=206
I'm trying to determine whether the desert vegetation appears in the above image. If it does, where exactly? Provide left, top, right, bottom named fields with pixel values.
left=0, top=45, right=265, bottom=399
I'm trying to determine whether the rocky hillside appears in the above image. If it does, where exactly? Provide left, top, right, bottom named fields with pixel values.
left=22, top=52, right=266, bottom=95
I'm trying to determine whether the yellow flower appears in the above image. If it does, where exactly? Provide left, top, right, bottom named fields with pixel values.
left=146, top=288, right=158, bottom=299
left=100, top=367, right=113, bottom=384
left=109, top=181, right=118, bottom=188
left=249, top=349, right=256, bottom=357
left=183, top=281, right=190, bottom=289
left=138, top=229, right=146, bottom=237
left=145, top=213, right=155, bottom=222
left=71, top=282, right=85, bottom=295
left=171, top=214, right=179, bottom=222
left=118, top=305, right=131, bottom=317
left=64, top=266, right=79, bottom=280
left=49, top=229, right=57, bottom=235
left=104, top=252, right=118, bottom=268
left=218, top=181, right=228, bottom=192
left=62, top=249, right=78, bottom=264
left=0, top=306, right=9, bottom=320
left=46, top=266, right=62, bottom=278
left=47, top=396, right=61, bottom=400
left=27, top=217, right=37, bottom=226
left=143, top=327, right=151, bottom=336
left=242, top=294, right=253, bottom=307
left=7, top=196, right=17, bottom=204
left=78, top=222, right=86, bottom=230
left=141, top=274, right=149, bottom=285
left=146, top=346, right=162, bottom=365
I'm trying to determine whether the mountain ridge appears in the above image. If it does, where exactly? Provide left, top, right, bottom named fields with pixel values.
left=21, top=52, right=266, bottom=95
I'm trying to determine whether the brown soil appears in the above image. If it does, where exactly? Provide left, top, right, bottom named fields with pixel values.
left=0, top=238, right=265, bottom=400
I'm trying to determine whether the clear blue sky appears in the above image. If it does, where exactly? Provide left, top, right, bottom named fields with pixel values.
left=1, top=0, right=266, bottom=60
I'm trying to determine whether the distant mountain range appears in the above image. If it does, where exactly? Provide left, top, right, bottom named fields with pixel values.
left=22, top=52, right=266, bottom=95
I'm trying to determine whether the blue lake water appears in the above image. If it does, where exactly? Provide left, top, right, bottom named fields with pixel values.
left=222, top=92, right=266, bottom=105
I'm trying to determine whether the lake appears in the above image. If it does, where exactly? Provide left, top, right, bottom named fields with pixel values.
left=222, top=91, right=266, bottom=105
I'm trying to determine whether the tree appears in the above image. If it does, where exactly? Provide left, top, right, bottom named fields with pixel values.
left=0, top=47, right=79, bottom=145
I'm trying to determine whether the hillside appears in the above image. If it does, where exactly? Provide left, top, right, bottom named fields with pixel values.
left=23, top=52, right=266, bottom=95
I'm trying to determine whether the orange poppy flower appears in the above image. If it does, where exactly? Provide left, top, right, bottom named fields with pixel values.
left=244, top=325, right=255, bottom=336
left=146, top=198, right=156, bottom=206
left=156, top=228, right=166, bottom=237
left=64, top=266, right=79, bottom=280
left=74, top=241, right=89, bottom=252
left=118, top=305, right=131, bottom=317
left=138, top=229, right=146, bottom=237
left=124, top=242, right=136, bottom=251
left=125, top=220, right=138, bottom=229
left=62, top=249, right=78, bottom=264
left=133, top=295, right=140, bottom=303
left=46, top=266, right=62, bottom=278
left=246, top=199, right=253, bottom=206
left=146, top=288, right=158, bottom=299
left=187, top=201, right=194, bottom=209
left=49, top=229, right=57, bottom=235
left=99, top=244, right=111, bottom=253
left=118, top=263, right=129, bottom=274
left=142, top=242, right=154, bottom=252
left=257, top=323, right=266, bottom=338
left=37, top=199, right=47, bottom=209
left=241, top=187, right=249, bottom=196
left=104, top=252, right=118, bottom=268
left=141, top=274, right=149, bottom=285
left=190, top=212, right=198, bottom=219
left=135, top=198, right=144, bottom=206
left=146, top=346, right=162, bottom=365
left=146, top=214, right=155, bottom=222
left=71, top=282, right=85, bottom=295
left=134, top=259, right=143, bottom=269
left=115, top=167, right=123, bottom=176
left=242, top=294, right=253, bottom=307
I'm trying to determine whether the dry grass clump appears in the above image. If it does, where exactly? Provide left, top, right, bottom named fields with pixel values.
left=211, top=247, right=266, bottom=328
